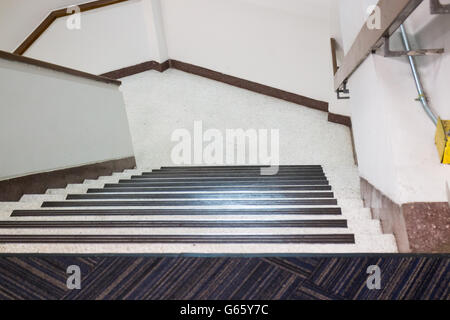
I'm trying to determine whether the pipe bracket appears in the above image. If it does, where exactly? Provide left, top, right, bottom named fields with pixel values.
left=383, top=36, right=444, bottom=57
left=430, top=0, right=450, bottom=14
left=337, top=81, right=350, bottom=100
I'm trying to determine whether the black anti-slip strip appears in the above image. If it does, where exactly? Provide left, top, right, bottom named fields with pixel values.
left=11, top=207, right=342, bottom=217
left=150, top=166, right=324, bottom=171
left=160, top=165, right=322, bottom=169
left=41, top=199, right=338, bottom=207
left=127, top=176, right=327, bottom=182
left=0, top=220, right=348, bottom=228
left=66, top=192, right=334, bottom=200
left=142, top=171, right=325, bottom=177
left=0, top=234, right=355, bottom=244
left=108, top=180, right=329, bottom=187
left=92, top=185, right=332, bottom=193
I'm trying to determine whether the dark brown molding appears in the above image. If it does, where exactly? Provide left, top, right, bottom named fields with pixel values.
left=100, top=60, right=170, bottom=79
left=360, top=177, right=450, bottom=253
left=328, top=112, right=352, bottom=128
left=0, top=157, right=136, bottom=202
left=14, top=0, right=131, bottom=55
left=0, top=50, right=121, bottom=85
left=168, top=60, right=329, bottom=112
left=101, top=58, right=330, bottom=113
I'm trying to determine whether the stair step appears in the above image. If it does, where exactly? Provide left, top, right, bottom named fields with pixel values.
left=88, top=186, right=333, bottom=193
left=126, top=176, right=327, bottom=182
left=159, top=165, right=322, bottom=171
left=107, top=180, right=329, bottom=187
left=41, top=199, right=338, bottom=208
left=10, top=207, right=342, bottom=217
left=65, top=192, right=334, bottom=200
left=0, top=234, right=355, bottom=244
left=146, top=169, right=325, bottom=176
left=0, top=219, right=347, bottom=228
left=20, top=194, right=65, bottom=202
left=98, top=185, right=332, bottom=192
left=0, top=241, right=393, bottom=254
left=141, top=171, right=325, bottom=177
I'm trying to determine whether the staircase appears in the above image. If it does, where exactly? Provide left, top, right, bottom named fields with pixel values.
left=0, top=166, right=397, bottom=253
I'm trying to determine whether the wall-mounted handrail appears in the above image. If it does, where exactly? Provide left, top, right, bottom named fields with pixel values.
left=334, top=0, right=424, bottom=91
left=330, top=38, right=339, bottom=75
left=14, top=0, right=130, bottom=55
left=0, top=50, right=121, bottom=85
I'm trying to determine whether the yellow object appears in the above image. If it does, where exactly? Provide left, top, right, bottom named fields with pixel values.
left=435, top=118, right=450, bottom=164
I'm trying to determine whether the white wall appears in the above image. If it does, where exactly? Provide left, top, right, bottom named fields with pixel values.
left=337, top=0, right=450, bottom=203
left=0, top=0, right=84, bottom=52
left=161, top=0, right=335, bottom=103
left=24, top=0, right=160, bottom=75
left=3, top=0, right=346, bottom=112
left=0, top=57, right=134, bottom=181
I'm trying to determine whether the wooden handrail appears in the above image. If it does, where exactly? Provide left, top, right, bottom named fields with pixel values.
left=330, top=38, right=338, bottom=75
left=14, top=0, right=130, bottom=55
left=334, top=0, right=423, bottom=91
left=0, top=50, right=121, bottom=85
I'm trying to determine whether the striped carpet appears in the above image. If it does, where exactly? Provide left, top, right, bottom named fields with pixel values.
left=0, top=256, right=448, bottom=300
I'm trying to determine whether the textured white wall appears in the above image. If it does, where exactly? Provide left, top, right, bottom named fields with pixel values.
left=24, top=0, right=157, bottom=75
left=338, top=0, right=450, bottom=203
left=0, top=58, right=134, bottom=181
left=161, top=0, right=335, bottom=103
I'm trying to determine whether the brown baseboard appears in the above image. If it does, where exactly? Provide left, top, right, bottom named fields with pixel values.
left=328, top=112, right=352, bottom=128
left=100, top=60, right=171, bottom=79
left=168, top=60, right=329, bottom=112
left=360, top=177, right=450, bottom=253
left=102, top=59, right=331, bottom=113
left=0, top=157, right=136, bottom=201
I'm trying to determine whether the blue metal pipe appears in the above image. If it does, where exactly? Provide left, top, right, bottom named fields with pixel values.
left=399, top=24, right=438, bottom=125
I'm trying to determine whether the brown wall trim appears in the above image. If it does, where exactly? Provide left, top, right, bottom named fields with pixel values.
left=100, top=60, right=170, bottom=79
left=328, top=112, right=352, bottom=128
left=101, top=59, right=329, bottom=113
left=360, top=177, right=450, bottom=253
left=0, top=50, right=121, bottom=86
left=168, top=60, right=329, bottom=112
left=0, top=157, right=136, bottom=202
left=14, top=0, right=131, bottom=55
